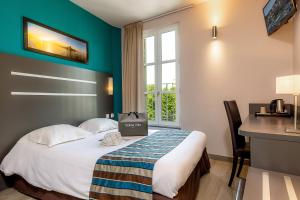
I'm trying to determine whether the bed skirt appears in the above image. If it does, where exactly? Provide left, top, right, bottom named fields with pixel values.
left=13, top=148, right=210, bottom=200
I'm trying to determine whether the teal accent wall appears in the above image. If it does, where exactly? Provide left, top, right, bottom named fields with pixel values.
left=0, top=0, right=122, bottom=116
left=111, top=28, right=122, bottom=119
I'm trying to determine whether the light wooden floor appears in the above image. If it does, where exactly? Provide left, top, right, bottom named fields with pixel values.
left=196, top=159, right=247, bottom=200
left=0, top=159, right=247, bottom=200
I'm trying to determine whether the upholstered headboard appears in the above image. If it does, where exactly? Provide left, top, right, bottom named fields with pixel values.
left=0, top=53, right=113, bottom=189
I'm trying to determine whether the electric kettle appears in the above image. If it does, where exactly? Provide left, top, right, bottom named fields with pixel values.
left=270, top=99, right=285, bottom=113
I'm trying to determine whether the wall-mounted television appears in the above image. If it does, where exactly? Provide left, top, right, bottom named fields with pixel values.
left=263, top=0, right=297, bottom=36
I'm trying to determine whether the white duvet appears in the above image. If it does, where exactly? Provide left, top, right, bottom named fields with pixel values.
left=0, top=129, right=207, bottom=199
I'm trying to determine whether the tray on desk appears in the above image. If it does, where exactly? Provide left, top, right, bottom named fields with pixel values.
left=255, top=112, right=291, bottom=117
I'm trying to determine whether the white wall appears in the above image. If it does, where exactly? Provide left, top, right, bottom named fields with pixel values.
left=292, top=1, right=300, bottom=108
left=294, top=1, right=300, bottom=73
left=143, top=0, right=294, bottom=157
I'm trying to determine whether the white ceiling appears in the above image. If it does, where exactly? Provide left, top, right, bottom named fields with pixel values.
left=71, top=0, right=206, bottom=28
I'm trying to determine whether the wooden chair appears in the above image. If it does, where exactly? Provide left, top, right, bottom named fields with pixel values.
left=224, top=101, right=250, bottom=187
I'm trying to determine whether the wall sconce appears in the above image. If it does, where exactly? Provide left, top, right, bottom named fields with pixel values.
left=107, top=77, right=113, bottom=95
left=212, top=26, right=217, bottom=39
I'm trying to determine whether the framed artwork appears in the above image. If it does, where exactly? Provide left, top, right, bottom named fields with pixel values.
left=23, top=17, right=88, bottom=63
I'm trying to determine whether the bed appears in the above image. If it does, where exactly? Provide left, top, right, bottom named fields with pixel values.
left=0, top=129, right=210, bottom=200
left=0, top=54, right=209, bottom=200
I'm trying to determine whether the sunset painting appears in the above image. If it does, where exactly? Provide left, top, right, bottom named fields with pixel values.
left=24, top=18, right=88, bottom=63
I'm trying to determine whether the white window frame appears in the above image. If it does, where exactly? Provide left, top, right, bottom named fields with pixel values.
left=143, top=24, right=180, bottom=128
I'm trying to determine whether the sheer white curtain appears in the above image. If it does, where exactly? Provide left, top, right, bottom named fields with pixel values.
left=122, top=22, right=144, bottom=113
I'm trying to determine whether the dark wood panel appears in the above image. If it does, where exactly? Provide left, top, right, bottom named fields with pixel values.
left=0, top=53, right=113, bottom=190
left=10, top=77, right=97, bottom=94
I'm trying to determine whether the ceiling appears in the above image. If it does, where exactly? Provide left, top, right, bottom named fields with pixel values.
left=71, top=0, right=206, bottom=28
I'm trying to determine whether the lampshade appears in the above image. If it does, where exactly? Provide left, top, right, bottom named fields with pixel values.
left=108, top=77, right=113, bottom=95
left=276, top=75, right=300, bottom=95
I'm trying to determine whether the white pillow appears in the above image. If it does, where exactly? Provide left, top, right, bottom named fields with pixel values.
left=27, top=124, right=92, bottom=147
left=79, top=118, right=118, bottom=134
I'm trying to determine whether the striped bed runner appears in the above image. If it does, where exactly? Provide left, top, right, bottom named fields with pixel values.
left=89, top=129, right=191, bottom=200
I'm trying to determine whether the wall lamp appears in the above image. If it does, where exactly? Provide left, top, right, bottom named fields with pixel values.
left=107, top=77, right=113, bottom=95
left=212, top=26, right=217, bottom=39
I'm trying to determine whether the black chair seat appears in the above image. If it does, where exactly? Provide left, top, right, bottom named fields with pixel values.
left=224, top=101, right=250, bottom=187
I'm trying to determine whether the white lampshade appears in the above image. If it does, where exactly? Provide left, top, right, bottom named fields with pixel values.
left=276, top=75, right=300, bottom=95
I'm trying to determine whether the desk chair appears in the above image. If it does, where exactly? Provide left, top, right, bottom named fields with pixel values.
left=224, top=101, right=250, bottom=187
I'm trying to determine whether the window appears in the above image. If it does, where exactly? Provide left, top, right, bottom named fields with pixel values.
left=144, top=25, right=180, bottom=127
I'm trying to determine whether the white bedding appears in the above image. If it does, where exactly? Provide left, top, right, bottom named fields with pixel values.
left=0, top=129, right=207, bottom=199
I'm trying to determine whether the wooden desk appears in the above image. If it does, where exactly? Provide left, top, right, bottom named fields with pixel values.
left=239, top=115, right=300, bottom=175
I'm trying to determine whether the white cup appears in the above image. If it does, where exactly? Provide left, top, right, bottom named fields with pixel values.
left=260, top=106, right=266, bottom=114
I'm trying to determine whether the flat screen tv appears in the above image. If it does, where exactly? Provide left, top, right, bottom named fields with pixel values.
left=263, top=0, right=297, bottom=35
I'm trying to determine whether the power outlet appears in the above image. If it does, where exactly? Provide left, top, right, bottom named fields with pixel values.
left=105, top=114, right=110, bottom=119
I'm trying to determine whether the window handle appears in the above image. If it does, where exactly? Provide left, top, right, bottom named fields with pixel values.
left=157, top=91, right=160, bottom=96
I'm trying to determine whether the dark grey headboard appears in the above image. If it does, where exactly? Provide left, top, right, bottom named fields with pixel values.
left=0, top=53, right=113, bottom=189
